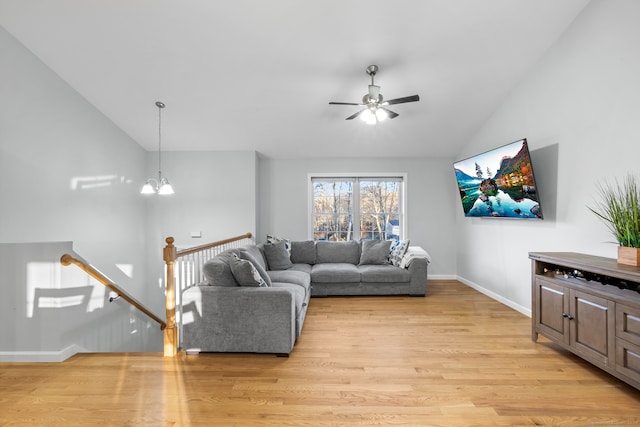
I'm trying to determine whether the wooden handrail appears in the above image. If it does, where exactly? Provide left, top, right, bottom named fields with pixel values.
left=60, top=254, right=167, bottom=330
left=174, top=232, right=253, bottom=257
left=163, top=232, right=253, bottom=356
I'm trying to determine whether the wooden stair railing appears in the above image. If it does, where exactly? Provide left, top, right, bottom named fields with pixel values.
left=60, top=254, right=166, bottom=330
left=163, top=232, right=253, bottom=356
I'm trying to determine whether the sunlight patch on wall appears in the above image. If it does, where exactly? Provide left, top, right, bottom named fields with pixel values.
left=70, top=175, right=134, bottom=190
left=37, top=294, right=86, bottom=309
left=26, top=261, right=106, bottom=318
left=116, top=263, right=134, bottom=279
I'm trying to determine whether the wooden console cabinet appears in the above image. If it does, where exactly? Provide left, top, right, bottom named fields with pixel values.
left=530, top=252, right=640, bottom=390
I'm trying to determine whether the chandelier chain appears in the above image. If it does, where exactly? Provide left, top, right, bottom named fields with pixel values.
left=156, top=101, right=165, bottom=181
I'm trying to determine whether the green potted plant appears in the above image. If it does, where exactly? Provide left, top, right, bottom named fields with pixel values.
left=588, top=174, right=640, bottom=266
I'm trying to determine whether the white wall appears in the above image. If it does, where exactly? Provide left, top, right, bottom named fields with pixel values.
left=258, top=156, right=457, bottom=277
left=455, top=0, right=640, bottom=315
left=143, top=150, right=258, bottom=313
left=0, top=25, right=160, bottom=356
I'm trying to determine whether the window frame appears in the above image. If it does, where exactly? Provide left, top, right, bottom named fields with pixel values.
left=308, top=172, right=407, bottom=241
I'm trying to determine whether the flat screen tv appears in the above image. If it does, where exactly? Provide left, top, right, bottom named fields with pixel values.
left=453, top=138, right=543, bottom=219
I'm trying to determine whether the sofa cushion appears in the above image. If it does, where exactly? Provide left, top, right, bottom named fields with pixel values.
left=359, top=240, right=392, bottom=265
left=311, top=263, right=360, bottom=283
left=315, top=241, right=361, bottom=265
left=290, top=240, right=316, bottom=264
left=268, top=269, right=310, bottom=287
left=202, top=249, right=241, bottom=287
left=229, top=254, right=268, bottom=287
left=239, top=245, right=268, bottom=271
left=359, top=264, right=411, bottom=283
left=239, top=251, right=272, bottom=287
left=289, top=263, right=312, bottom=275
left=263, top=241, right=293, bottom=270
left=268, top=270, right=311, bottom=299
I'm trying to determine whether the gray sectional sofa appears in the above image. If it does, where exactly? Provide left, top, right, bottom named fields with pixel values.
left=181, top=239, right=429, bottom=355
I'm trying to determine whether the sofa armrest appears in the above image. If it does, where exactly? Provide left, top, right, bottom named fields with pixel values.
left=181, top=285, right=296, bottom=354
left=407, top=257, right=428, bottom=296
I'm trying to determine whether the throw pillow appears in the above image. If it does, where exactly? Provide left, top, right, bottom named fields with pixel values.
left=316, top=240, right=361, bottom=265
left=229, top=254, right=268, bottom=287
left=203, top=250, right=241, bottom=286
left=359, top=240, right=392, bottom=265
left=263, top=241, right=294, bottom=270
left=390, top=239, right=410, bottom=266
left=290, top=240, right=316, bottom=264
left=388, top=239, right=399, bottom=264
left=239, top=245, right=268, bottom=271
left=240, top=251, right=272, bottom=287
left=266, top=234, right=291, bottom=255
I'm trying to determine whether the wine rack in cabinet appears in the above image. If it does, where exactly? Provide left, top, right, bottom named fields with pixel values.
left=530, top=252, right=640, bottom=390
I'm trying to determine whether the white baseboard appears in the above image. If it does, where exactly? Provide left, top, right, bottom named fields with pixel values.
left=456, top=276, right=531, bottom=318
left=0, top=344, right=86, bottom=362
left=428, top=274, right=457, bottom=280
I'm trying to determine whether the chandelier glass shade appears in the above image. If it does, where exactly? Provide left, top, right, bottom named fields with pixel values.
left=141, top=101, right=174, bottom=195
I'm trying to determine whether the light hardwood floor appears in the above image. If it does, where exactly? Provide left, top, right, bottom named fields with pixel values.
left=2, top=280, right=639, bottom=426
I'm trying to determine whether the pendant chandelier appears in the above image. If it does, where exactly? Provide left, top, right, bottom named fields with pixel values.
left=141, top=101, right=174, bottom=195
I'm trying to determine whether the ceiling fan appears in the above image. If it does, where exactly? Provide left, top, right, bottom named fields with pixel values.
left=329, top=65, right=420, bottom=124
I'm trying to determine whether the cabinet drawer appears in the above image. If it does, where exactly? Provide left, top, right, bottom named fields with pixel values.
left=616, top=338, right=640, bottom=384
left=616, top=304, right=640, bottom=346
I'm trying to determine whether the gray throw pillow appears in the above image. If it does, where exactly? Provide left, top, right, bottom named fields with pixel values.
left=266, top=234, right=291, bottom=255
left=229, top=254, right=268, bottom=287
left=240, top=251, right=272, bottom=287
left=239, top=245, right=268, bottom=271
left=359, top=240, right=393, bottom=265
left=316, top=240, right=361, bottom=264
left=290, top=240, right=316, bottom=264
left=263, top=241, right=293, bottom=270
left=202, top=250, right=241, bottom=286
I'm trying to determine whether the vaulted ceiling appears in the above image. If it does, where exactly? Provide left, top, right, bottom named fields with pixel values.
left=0, top=0, right=590, bottom=158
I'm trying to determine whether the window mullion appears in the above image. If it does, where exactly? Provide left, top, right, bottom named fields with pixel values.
left=353, top=178, right=360, bottom=241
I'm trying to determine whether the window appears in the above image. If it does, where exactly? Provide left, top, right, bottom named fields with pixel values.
left=310, top=175, right=405, bottom=241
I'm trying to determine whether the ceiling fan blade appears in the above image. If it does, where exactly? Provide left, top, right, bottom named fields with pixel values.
left=329, top=101, right=361, bottom=106
left=346, top=110, right=366, bottom=120
left=383, top=94, right=420, bottom=105
left=380, top=107, right=399, bottom=119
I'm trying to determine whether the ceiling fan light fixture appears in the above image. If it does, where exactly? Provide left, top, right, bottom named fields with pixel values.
left=375, top=108, right=388, bottom=122
left=360, top=109, right=377, bottom=125
left=368, top=84, right=381, bottom=102
left=329, top=65, right=419, bottom=123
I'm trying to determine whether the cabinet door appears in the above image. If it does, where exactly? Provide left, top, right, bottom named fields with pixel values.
left=570, top=290, right=615, bottom=366
left=535, top=278, right=570, bottom=344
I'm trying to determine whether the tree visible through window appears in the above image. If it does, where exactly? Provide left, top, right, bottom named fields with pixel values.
left=311, top=176, right=404, bottom=241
